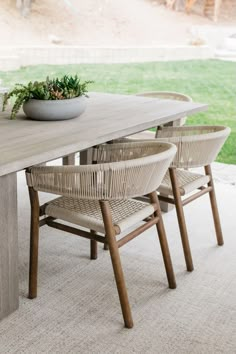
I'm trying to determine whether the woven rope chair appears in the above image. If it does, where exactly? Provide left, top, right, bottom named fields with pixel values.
left=155, top=125, right=231, bottom=271
left=26, top=141, right=177, bottom=328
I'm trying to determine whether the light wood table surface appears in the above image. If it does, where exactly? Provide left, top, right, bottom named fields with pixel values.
left=0, top=92, right=208, bottom=321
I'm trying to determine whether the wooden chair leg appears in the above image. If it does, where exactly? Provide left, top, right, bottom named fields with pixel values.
left=149, top=192, right=176, bottom=289
left=28, top=187, right=40, bottom=299
left=205, top=165, right=224, bottom=246
left=90, top=231, right=98, bottom=260
left=100, top=200, right=133, bottom=329
left=169, top=168, right=194, bottom=272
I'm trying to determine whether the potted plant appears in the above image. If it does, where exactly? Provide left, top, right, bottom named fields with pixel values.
left=2, top=75, right=93, bottom=120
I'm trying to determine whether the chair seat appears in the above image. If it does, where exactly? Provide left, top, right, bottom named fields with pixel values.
left=45, top=197, right=155, bottom=234
left=158, top=169, right=210, bottom=196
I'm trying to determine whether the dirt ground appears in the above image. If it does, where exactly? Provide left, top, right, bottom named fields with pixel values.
left=0, top=0, right=235, bottom=47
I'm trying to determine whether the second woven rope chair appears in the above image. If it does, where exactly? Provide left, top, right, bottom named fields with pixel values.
left=156, top=125, right=231, bottom=271
left=26, top=141, right=177, bottom=328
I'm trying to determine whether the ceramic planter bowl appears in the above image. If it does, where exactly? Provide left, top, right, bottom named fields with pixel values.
left=23, top=96, right=87, bottom=121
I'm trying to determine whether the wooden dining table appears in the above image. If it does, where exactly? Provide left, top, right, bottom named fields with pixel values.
left=0, top=92, right=207, bottom=321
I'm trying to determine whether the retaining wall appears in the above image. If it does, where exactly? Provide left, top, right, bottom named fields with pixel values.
left=0, top=45, right=213, bottom=71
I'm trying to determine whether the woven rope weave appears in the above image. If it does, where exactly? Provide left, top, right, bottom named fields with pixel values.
left=155, top=125, right=230, bottom=168
left=104, top=126, right=230, bottom=169
left=158, top=169, right=210, bottom=196
left=101, top=126, right=230, bottom=196
left=45, top=197, right=155, bottom=234
left=27, top=141, right=177, bottom=200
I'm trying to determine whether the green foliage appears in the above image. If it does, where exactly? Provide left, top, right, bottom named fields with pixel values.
left=2, top=75, right=92, bottom=119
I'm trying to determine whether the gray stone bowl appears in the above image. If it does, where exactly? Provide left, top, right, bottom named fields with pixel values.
left=23, top=96, right=87, bottom=121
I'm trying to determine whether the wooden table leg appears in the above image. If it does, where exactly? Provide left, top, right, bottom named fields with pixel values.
left=80, top=149, right=93, bottom=165
left=160, top=199, right=174, bottom=213
left=62, top=153, right=76, bottom=165
left=0, top=172, right=19, bottom=320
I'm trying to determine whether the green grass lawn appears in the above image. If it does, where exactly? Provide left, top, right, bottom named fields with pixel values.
left=1, top=60, right=235, bottom=164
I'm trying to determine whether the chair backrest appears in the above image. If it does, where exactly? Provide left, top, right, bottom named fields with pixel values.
left=136, top=91, right=192, bottom=102
left=27, top=141, right=176, bottom=200
left=156, top=125, right=231, bottom=168
left=136, top=91, right=192, bottom=128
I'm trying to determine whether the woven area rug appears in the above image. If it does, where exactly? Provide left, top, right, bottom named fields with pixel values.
left=0, top=171, right=235, bottom=353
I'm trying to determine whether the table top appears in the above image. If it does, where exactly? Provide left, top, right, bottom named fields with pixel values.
left=0, top=92, right=207, bottom=176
